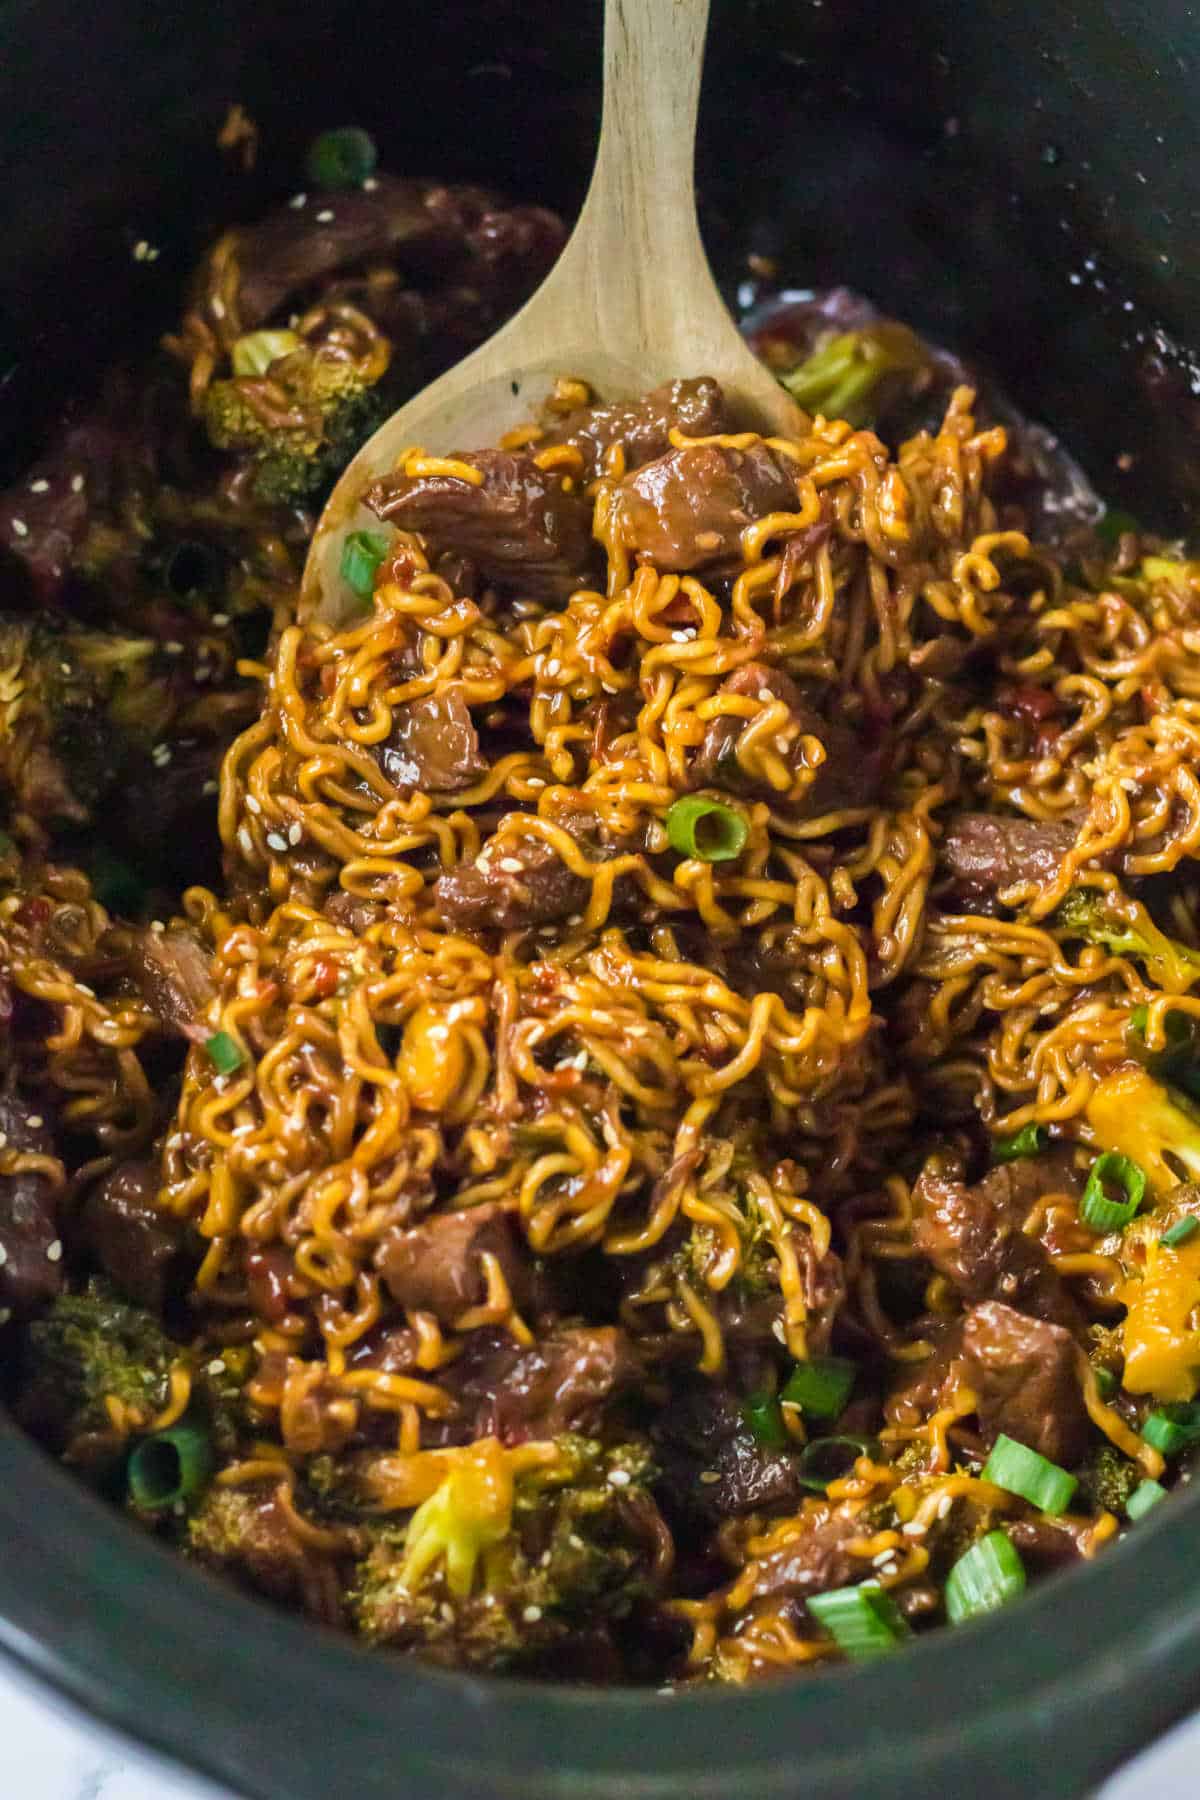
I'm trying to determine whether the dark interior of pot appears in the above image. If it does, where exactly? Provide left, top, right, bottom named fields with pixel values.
left=4, top=2, right=1200, bottom=1797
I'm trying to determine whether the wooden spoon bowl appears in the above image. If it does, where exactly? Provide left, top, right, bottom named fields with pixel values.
left=302, top=0, right=805, bottom=615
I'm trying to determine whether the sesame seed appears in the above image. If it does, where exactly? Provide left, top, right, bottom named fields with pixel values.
left=266, top=832, right=288, bottom=852
left=0, top=1132, right=7, bottom=1148
left=0, top=1309, right=10, bottom=1327
left=0, top=1245, right=7, bottom=1268
left=10, top=518, right=28, bottom=538
left=607, top=1468, right=632, bottom=1488
left=245, top=795, right=262, bottom=814
left=771, top=1318, right=787, bottom=1345
left=901, top=1521, right=926, bottom=1538
left=316, top=209, right=335, bottom=223
left=522, top=1605, right=543, bottom=1623
left=440, top=1603, right=455, bottom=1623
left=29, top=479, right=49, bottom=494
left=150, top=919, right=165, bottom=933
left=202, top=780, right=219, bottom=796
left=237, top=825, right=254, bottom=858
left=46, top=1239, right=63, bottom=1263
left=937, top=1495, right=954, bottom=1520
left=211, top=612, right=230, bottom=626
left=26, top=1115, right=43, bottom=1129
left=289, top=193, right=307, bottom=209
left=499, top=857, right=524, bottom=873
left=568, top=1534, right=585, bottom=1550
left=70, top=474, right=84, bottom=493
left=871, top=1549, right=894, bottom=1567
left=165, top=640, right=184, bottom=655
left=288, top=822, right=303, bottom=845
left=698, top=1470, right=721, bottom=1485
left=133, top=240, right=149, bottom=261
left=75, top=984, right=94, bottom=998
left=210, top=297, right=226, bottom=320
left=362, top=177, right=379, bottom=191
left=60, top=662, right=72, bottom=675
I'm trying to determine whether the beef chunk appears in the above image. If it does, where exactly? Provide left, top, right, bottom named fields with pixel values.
left=745, top=1500, right=865, bottom=1607
left=612, top=442, right=799, bottom=571
left=441, top=1324, right=642, bottom=1443
left=432, top=832, right=590, bottom=932
left=0, top=418, right=138, bottom=604
left=650, top=1383, right=805, bottom=1527
left=912, top=1152, right=1081, bottom=1326
left=939, top=812, right=1081, bottom=904
left=0, top=1090, right=62, bottom=1320
left=81, top=1157, right=189, bottom=1311
left=377, top=688, right=485, bottom=793
left=538, top=378, right=727, bottom=481
left=128, top=925, right=216, bottom=1043
left=961, top=1300, right=1090, bottom=1467
left=690, top=662, right=880, bottom=814
left=375, top=1202, right=530, bottom=1323
left=364, top=449, right=593, bottom=600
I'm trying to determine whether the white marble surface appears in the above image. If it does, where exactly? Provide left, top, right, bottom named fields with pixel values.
left=0, top=1648, right=1194, bottom=1800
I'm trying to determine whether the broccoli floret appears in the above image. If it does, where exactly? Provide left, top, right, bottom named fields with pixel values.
left=202, top=337, right=392, bottom=507
left=779, top=323, right=929, bottom=428
left=1055, top=888, right=1200, bottom=996
left=349, top=1435, right=658, bottom=1671
left=20, top=1279, right=181, bottom=1460
left=1076, top=1444, right=1140, bottom=1515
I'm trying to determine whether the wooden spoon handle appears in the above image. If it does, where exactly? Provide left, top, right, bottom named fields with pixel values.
left=559, top=0, right=714, bottom=357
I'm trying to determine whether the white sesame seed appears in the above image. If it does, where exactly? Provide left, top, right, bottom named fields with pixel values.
left=245, top=795, right=262, bottom=815
left=937, top=1495, right=954, bottom=1520
left=70, top=473, right=84, bottom=493
left=60, top=663, right=72, bottom=675
left=499, top=858, right=524, bottom=874
left=362, top=177, right=379, bottom=191
left=237, top=825, right=254, bottom=858
left=698, top=1470, right=721, bottom=1485
left=46, top=1239, right=63, bottom=1263
left=771, top=1318, right=787, bottom=1345
left=522, top=1605, right=543, bottom=1623
left=29, top=479, right=49, bottom=494
left=871, top=1549, right=894, bottom=1567
left=440, top=1602, right=455, bottom=1623
left=147, top=247, right=160, bottom=262
left=568, top=1534, right=585, bottom=1550
left=211, top=297, right=226, bottom=320
left=205, top=1358, right=226, bottom=1377
left=10, top=519, right=28, bottom=538
left=266, top=832, right=288, bottom=853
left=0, top=1132, right=7, bottom=1149
left=607, top=1468, right=632, bottom=1488
left=26, top=1115, right=43, bottom=1129
left=901, top=1521, right=926, bottom=1537
left=133, top=240, right=148, bottom=261
left=0, top=1309, right=10, bottom=1327
left=75, top=984, right=94, bottom=998
left=0, top=1244, right=7, bottom=1268
left=316, top=209, right=335, bottom=223
left=165, top=640, right=184, bottom=655
left=289, top=193, right=307, bottom=209
left=211, top=612, right=230, bottom=626
left=202, top=780, right=219, bottom=797
left=288, top=822, right=303, bottom=845
left=150, top=919, right=165, bottom=933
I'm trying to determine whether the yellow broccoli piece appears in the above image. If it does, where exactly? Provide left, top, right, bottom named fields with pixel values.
left=1055, top=888, right=1200, bottom=996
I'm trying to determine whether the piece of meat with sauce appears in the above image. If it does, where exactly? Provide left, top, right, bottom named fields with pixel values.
left=612, top=442, right=799, bottom=572
left=432, top=831, right=590, bottom=933
left=887, top=1301, right=1089, bottom=1467
left=81, top=1157, right=190, bottom=1311
left=743, top=1498, right=866, bottom=1609
left=377, top=688, right=485, bottom=793
left=912, top=1151, right=1082, bottom=1326
left=0, top=1089, right=62, bottom=1321
left=364, top=449, right=594, bottom=601
left=537, top=378, right=727, bottom=481
left=691, top=663, right=880, bottom=815
left=938, top=812, right=1081, bottom=906
left=650, top=1382, right=807, bottom=1529
left=127, top=924, right=216, bottom=1043
left=435, top=1323, right=643, bottom=1445
left=375, top=1202, right=531, bottom=1324
left=962, top=1300, right=1090, bottom=1467
left=188, top=1483, right=345, bottom=1623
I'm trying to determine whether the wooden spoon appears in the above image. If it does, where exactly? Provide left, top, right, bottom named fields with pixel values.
left=302, top=0, right=805, bottom=614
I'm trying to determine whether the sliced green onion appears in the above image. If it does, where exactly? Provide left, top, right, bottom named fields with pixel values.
left=1142, top=1402, right=1200, bottom=1457
left=1080, top=1151, right=1146, bottom=1233
left=306, top=127, right=378, bottom=189
left=340, top=530, right=390, bottom=602
left=1126, top=1478, right=1168, bottom=1520
left=1162, top=1216, right=1200, bottom=1250
left=795, top=1435, right=875, bottom=1493
left=993, top=1122, right=1045, bottom=1162
left=982, top=1433, right=1078, bottom=1516
left=1093, top=1366, right=1119, bottom=1402
left=89, top=848, right=144, bottom=918
left=944, top=1530, right=1026, bottom=1624
left=741, top=1390, right=787, bottom=1449
left=1096, top=508, right=1141, bottom=547
left=807, top=1581, right=910, bottom=1659
left=664, top=796, right=748, bottom=863
left=204, top=1030, right=244, bottom=1076
left=781, top=1356, right=856, bottom=1421
left=127, top=1423, right=214, bottom=1513
left=231, top=328, right=303, bottom=378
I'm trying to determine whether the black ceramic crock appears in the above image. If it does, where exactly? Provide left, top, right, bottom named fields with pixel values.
left=2, top=2, right=1200, bottom=1794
